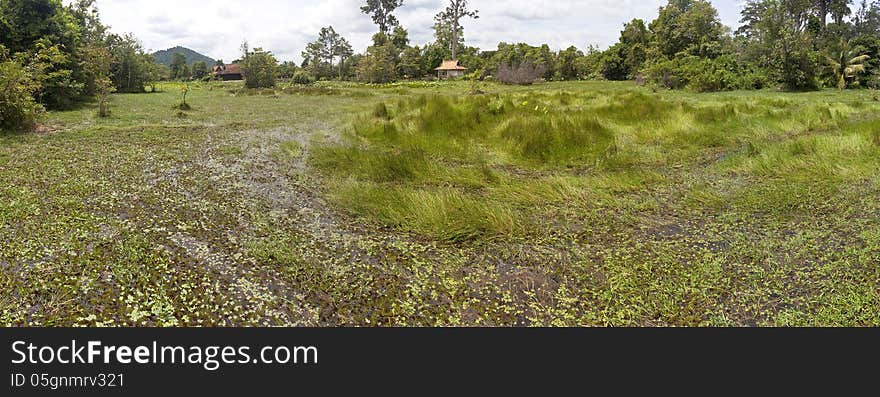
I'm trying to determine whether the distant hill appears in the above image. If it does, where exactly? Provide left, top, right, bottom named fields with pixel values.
left=152, top=46, right=216, bottom=67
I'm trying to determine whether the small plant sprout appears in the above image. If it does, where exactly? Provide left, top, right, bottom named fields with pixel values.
left=176, top=83, right=192, bottom=110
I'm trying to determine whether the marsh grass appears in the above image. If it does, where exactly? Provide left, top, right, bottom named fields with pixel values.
left=313, top=85, right=880, bottom=243
left=6, top=80, right=880, bottom=327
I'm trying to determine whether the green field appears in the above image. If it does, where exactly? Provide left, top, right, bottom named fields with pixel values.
left=2, top=80, right=880, bottom=326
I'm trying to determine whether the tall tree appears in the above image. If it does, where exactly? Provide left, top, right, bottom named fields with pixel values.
left=106, top=33, right=157, bottom=92
left=302, top=41, right=325, bottom=78
left=434, top=0, right=478, bottom=60
left=739, top=0, right=820, bottom=90
left=169, top=52, right=187, bottom=80
left=192, top=60, right=208, bottom=79
left=815, top=0, right=853, bottom=25
left=649, top=0, right=726, bottom=58
left=333, top=35, right=354, bottom=79
left=240, top=43, right=278, bottom=88
left=361, top=0, right=404, bottom=34
left=853, top=0, right=880, bottom=34
left=83, top=45, right=113, bottom=116
left=555, top=46, right=585, bottom=80
left=303, top=26, right=353, bottom=79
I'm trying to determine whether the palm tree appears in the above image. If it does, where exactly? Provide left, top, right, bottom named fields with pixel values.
left=825, top=40, right=871, bottom=90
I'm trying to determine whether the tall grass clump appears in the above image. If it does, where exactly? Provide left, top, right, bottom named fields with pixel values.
left=594, top=92, right=680, bottom=124
left=497, top=114, right=615, bottom=166
left=311, top=146, right=430, bottom=183
left=312, top=93, right=628, bottom=241
left=372, top=102, right=391, bottom=120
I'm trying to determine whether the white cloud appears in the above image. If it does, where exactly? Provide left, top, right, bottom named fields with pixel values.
left=77, top=0, right=744, bottom=63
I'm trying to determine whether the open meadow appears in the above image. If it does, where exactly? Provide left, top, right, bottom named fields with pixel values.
left=2, top=80, right=880, bottom=326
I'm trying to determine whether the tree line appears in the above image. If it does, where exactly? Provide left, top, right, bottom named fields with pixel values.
left=4, top=0, right=880, bottom=132
left=282, top=0, right=879, bottom=90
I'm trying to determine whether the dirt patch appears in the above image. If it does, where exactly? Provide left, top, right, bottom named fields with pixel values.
left=33, top=124, right=60, bottom=134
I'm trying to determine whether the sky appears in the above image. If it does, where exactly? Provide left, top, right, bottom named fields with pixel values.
left=77, top=0, right=746, bottom=63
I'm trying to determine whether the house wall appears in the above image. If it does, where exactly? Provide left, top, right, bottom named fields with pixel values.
left=438, top=70, right=465, bottom=79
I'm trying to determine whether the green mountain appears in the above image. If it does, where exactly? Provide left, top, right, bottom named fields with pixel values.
left=152, top=46, right=217, bottom=67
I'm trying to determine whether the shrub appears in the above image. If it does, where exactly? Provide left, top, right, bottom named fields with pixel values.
left=776, top=49, right=820, bottom=91
left=0, top=60, right=43, bottom=132
left=357, top=43, right=398, bottom=84
left=241, top=46, right=278, bottom=89
left=867, top=73, right=880, bottom=90
left=643, top=55, right=767, bottom=92
left=173, top=84, right=191, bottom=110
left=496, top=62, right=546, bottom=85
left=292, top=71, right=314, bottom=85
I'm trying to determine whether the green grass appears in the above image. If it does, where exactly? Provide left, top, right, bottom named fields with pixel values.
left=2, top=80, right=880, bottom=326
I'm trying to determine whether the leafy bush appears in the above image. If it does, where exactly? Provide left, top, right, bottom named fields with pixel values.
left=0, top=59, right=43, bottom=132
left=868, top=73, right=880, bottom=90
left=241, top=46, right=278, bottom=89
left=643, top=55, right=769, bottom=92
left=292, top=71, right=314, bottom=85
left=357, top=43, right=397, bottom=83
left=775, top=49, right=820, bottom=91
left=496, top=62, right=546, bottom=85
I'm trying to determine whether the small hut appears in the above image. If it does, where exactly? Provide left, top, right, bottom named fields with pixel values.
left=434, top=60, right=467, bottom=79
left=211, top=64, right=243, bottom=81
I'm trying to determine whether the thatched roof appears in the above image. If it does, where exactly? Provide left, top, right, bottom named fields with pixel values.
left=434, top=60, right=467, bottom=71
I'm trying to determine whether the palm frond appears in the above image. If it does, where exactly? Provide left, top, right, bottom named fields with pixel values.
left=845, top=65, right=867, bottom=76
left=848, top=55, right=871, bottom=65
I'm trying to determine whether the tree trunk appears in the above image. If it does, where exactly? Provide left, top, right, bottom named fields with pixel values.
left=452, top=24, right=458, bottom=60
left=339, top=57, right=345, bottom=79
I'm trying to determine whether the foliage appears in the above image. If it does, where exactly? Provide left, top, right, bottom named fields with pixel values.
left=26, top=40, right=83, bottom=109
left=174, top=83, right=191, bottom=110
left=107, top=33, right=158, bottom=92
left=554, top=46, right=584, bottom=80
left=191, top=61, right=208, bottom=79
left=169, top=52, right=188, bottom=80
left=649, top=0, right=727, bottom=59
left=240, top=42, right=278, bottom=89
left=738, top=0, right=821, bottom=91
left=0, top=58, right=43, bottom=131
left=302, top=26, right=354, bottom=80
left=824, top=39, right=872, bottom=89
left=644, top=54, right=770, bottom=91
left=277, top=61, right=299, bottom=80
left=360, top=0, right=404, bottom=33
left=490, top=43, right=555, bottom=80
left=357, top=41, right=398, bottom=83
left=434, top=0, right=479, bottom=60
left=397, top=45, right=425, bottom=78
left=292, top=70, right=315, bottom=85
left=598, top=19, right=651, bottom=80
left=84, top=45, right=114, bottom=117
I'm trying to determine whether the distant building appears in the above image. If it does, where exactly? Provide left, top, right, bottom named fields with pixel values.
left=212, top=64, right=243, bottom=81
left=434, top=60, right=467, bottom=79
